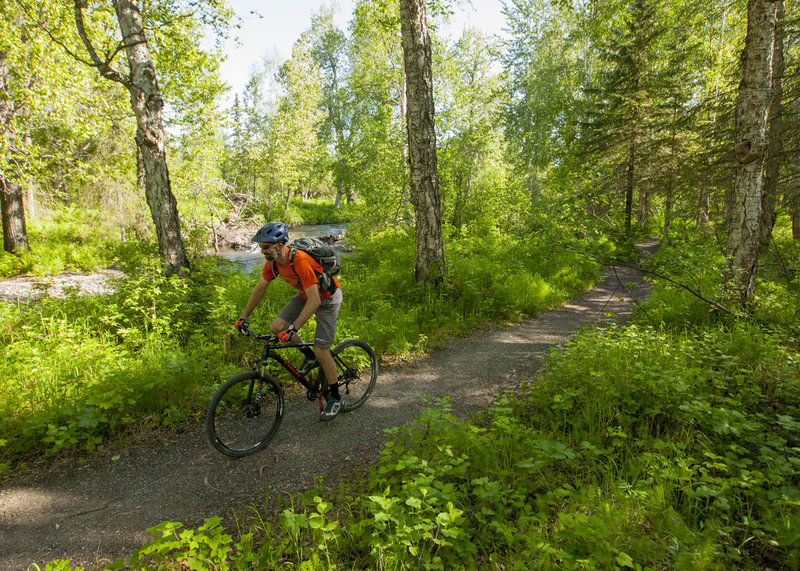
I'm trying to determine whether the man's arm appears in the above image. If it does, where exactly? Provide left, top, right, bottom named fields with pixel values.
left=240, top=277, right=270, bottom=319
left=291, top=283, right=321, bottom=330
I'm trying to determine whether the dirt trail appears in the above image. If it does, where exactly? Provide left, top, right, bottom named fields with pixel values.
left=0, top=244, right=656, bottom=569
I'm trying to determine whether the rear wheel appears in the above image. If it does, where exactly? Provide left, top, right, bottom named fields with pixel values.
left=206, top=371, right=284, bottom=458
left=330, top=339, right=377, bottom=412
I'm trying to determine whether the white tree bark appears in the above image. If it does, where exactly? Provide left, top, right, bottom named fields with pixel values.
left=75, top=0, right=189, bottom=275
left=724, top=0, right=780, bottom=305
left=399, top=0, right=446, bottom=286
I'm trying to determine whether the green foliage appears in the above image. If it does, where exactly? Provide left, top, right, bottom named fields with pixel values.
left=121, top=321, right=795, bottom=569
left=282, top=196, right=356, bottom=225
left=74, top=301, right=798, bottom=569
left=0, top=207, right=139, bottom=277
left=0, top=199, right=608, bottom=477
left=128, top=517, right=237, bottom=570
left=338, top=216, right=601, bottom=356
left=642, top=217, right=800, bottom=330
left=0, top=257, right=245, bottom=471
left=640, top=229, right=727, bottom=326
left=39, top=227, right=800, bottom=570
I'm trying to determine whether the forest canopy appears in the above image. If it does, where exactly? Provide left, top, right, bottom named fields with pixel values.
left=1, top=0, right=793, bottom=278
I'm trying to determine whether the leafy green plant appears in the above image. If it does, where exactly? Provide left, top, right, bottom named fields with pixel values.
left=0, top=207, right=134, bottom=278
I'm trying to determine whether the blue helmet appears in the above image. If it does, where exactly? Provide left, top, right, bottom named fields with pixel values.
left=252, top=222, right=289, bottom=243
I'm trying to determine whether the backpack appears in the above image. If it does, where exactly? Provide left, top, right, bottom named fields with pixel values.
left=282, top=237, right=341, bottom=293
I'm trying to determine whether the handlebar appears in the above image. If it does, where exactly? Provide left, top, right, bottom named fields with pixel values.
left=239, top=325, right=310, bottom=347
left=240, top=325, right=276, bottom=341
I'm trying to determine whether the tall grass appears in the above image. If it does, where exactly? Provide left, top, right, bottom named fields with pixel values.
left=0, top=207, right=140, bottom=277
left=340, top=223, right=604, bottom=355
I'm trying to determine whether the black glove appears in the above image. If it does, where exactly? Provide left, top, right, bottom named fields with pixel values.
left=234, top=317, right=250, bottom=335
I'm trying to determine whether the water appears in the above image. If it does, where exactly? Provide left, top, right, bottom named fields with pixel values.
left=214, top=223, right=347, bottom=274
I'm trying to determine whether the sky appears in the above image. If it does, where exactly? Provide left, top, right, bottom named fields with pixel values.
left=219, top=0, right=508, bottom=101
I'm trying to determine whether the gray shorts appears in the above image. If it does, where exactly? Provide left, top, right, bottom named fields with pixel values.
left=277, top=288, right=342, bottom=348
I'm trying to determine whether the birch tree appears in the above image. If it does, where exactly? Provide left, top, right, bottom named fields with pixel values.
left=399, top=0, right=445, bottom=286
left=74, top=0, right=189, bottom=275
left=724, top=0, right=782, bottom=305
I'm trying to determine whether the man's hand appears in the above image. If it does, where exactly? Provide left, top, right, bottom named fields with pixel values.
left=235, top=317, right=250, bottom=335
left=278, top=324, right=297, bottom=343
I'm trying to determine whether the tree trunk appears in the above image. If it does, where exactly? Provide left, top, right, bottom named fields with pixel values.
left=452, top=173, right=464, bottom=236
left=663, top=182, right=673, bottom=246
left=724, top=0, right=780, bottom=306
left=399, top=0, right=446, bottom=286
left=791, top=101, right=800, bottom=240
left=74, top=0, right=188, bottom=275
left=759, top=0, right=784, bottom=250
left=663, top=112, right=678, bottom=245
left=637, top=187, right=649, bottom=229
left=1, top=179, right=29, bottom=254
left=113, top=0, right=188, bottom=275
left=0, top=51, right=30, bottom=254
left=793, top=184, right=800, bottom=240
left=623, top=127, right=636, bottom=235
left=334, top=182, right=342, bottom=209
left=696, top=185, right=710, bottom=228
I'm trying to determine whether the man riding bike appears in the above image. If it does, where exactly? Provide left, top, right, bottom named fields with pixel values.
left=235, top=221, right=344, bottom=420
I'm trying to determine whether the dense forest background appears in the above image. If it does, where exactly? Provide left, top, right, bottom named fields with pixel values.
left=3, top=0, right=796, bottom=276
left=2, top=0, right=800, bottom=568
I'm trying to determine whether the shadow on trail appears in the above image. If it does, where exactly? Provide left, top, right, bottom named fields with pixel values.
left=0, top=243, right=656, bottom=569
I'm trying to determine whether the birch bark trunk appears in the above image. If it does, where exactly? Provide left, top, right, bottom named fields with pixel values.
left=399, top=0, right=446, bottom=286
left=724, top=0, right=781, bottom=305
left=74, top=0, right=188, bottom=275
left=113, top=0, right=188, bottom=275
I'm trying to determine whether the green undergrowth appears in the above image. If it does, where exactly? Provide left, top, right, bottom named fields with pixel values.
left=0, top=207, right=150, bottom=277
left=42, top=225, right=800, bottom=570
left=340, top=222, right=605, bottom=355
left=1, top=217, right=606, bottom=476
left=0, top=198, right=357, bottom=279
left=47, top=323, right=800, bottom=570
left=259, top=196, right=357, bottom=226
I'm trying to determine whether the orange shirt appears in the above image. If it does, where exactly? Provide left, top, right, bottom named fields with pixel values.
left=262, top=249, right=339, bottom=300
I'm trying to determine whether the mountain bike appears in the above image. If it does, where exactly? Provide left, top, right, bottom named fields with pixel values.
left=206, top=327, right=378, bottom=458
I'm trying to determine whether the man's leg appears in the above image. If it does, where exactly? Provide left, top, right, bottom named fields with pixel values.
left=315, top=289, right=343, bottom=420
left=315, top=346, right=338, bottom=388
left=269, top=316, right=290, bottom=335
left=272, top=294, right=304, bottom=334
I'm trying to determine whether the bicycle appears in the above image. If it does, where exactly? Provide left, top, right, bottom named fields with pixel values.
left=206, top=326, right=378, bottom=458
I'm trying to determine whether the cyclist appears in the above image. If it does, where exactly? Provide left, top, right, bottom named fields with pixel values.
left=235, top=221, right=344, bottom=421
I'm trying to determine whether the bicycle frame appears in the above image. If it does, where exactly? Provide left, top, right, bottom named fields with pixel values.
left=251, top=334, right=320, bottom=399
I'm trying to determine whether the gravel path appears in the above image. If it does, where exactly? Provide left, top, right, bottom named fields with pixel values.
left=0, top=245, right=655, bottom=569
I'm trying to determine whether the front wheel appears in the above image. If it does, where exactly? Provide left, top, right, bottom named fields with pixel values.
left=330, top=339, right=377, bottom=412
left=206, top=371, right=284, bottom=458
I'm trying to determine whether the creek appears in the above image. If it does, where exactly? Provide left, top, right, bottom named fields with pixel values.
left=212, top=222, right=348, bottom=274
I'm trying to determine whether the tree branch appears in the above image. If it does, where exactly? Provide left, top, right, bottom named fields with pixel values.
left=74, top=0, right=130, bottom=87
left=609, top=262, right=657, bottom=326
left=617, top=261, right=745, bottom=319
left=558, top=240, right=746, bottom=321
